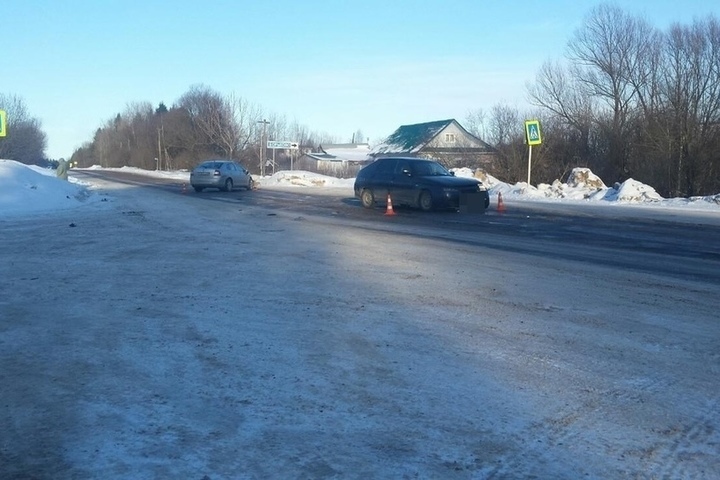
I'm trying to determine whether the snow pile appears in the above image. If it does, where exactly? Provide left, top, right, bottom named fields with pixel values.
left=595, top=179, right=664, bottom=202
left=453, top=166, right=718, bottom=208
left=259, top=170, right=355, bottom=188
left=566, top=168, right=607, bottom=189
left=0, top=159, right=100, bottom=216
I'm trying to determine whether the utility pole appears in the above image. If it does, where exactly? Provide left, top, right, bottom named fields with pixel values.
left=258, top=119, right=269, bottom=177
left=157, top=128, right=162, bottom=170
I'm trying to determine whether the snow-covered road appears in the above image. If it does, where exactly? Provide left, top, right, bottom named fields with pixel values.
left=1, top=177, right=719, bottom=479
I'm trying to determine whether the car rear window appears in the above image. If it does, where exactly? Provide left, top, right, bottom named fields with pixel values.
left=200, top=162, right=224, bottom=169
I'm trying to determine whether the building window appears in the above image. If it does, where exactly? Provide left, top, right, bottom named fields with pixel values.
left=445, top=133, right=456, bottom=143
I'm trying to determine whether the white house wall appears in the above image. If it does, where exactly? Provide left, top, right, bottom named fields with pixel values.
left=429, top=123, right=485, bottom=149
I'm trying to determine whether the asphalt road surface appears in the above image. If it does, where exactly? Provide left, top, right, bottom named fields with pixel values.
left=76, top=169, right=720, bottom=284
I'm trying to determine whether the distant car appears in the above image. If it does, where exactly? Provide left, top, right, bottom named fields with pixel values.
left=190, top=160, right=252, bottom=192
left=354, top=157, right=490, bottom=212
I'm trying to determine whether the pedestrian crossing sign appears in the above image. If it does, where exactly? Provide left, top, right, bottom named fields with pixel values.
left=0, top=110, right=6, bottom=137
left=524, top=120, right=542, bottom=146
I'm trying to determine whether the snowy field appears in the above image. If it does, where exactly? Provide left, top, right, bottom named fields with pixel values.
left=1, top=159, right=719, bottom=478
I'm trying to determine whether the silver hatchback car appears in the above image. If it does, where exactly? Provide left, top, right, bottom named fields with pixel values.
left=190, top=160, right=253, bottom=192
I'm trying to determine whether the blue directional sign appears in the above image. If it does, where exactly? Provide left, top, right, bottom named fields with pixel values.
left=0, top=110, right=6, bottom=137
left=524, top=120, right=542, bottom=146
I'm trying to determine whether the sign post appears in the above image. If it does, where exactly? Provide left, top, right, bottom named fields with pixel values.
left=524, top=120, right=542, bottom=186
left=267, top=141, right=299, bottom=173
left=0, top=110, right=7, bottom=137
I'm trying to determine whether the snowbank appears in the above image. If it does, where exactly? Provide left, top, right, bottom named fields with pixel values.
left=452, top=166, right=720, bottom=209
left=0, top=159, right=103, bottom=216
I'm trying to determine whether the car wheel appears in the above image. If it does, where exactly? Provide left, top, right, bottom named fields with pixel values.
left=419, top=190, right=433, bottom=211
left=193, top=186, right=204, bottom=192
left=224, top=178, right=233, bottom=192
left=360, top=189, right=375, bottom=208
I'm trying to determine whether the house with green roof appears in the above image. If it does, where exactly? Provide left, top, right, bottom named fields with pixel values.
left=371, top=119, right=496, bottom=169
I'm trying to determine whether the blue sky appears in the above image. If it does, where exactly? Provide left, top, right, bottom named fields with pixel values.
left=4, top=0, right=718, bottom=159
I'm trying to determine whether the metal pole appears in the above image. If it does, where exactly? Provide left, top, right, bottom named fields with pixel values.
left=259, top=134, right=263, bottom=177
left=527, top=144, right=533, bottom=187
left=258, top=119, right=269, bottom=177
left=263, top=121, right=267, bottom=177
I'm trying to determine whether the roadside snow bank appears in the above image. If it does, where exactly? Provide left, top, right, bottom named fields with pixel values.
left=453, top=166, right=719, bottom=208
left=0, top=159, right=103, bottom=217
left=258, top=170, right=354, bottom=188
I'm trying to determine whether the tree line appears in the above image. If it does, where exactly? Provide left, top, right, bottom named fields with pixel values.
left=466, top=4, right=720, bottom=197
left=69, top=84, right=347, bottom=174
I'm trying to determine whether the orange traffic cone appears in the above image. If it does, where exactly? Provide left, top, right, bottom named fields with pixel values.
left=385, top=193, right=396, bottom=216
left=497, top=192, right=506, bottom=213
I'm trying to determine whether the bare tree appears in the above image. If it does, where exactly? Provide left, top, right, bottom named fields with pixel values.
left=464, top=109, right=487, bottom=141
left=527, top=60, right=598, bottom=181
left=224, top=92, right=263, bottom=158
left=122, top=102, right=157, bottom=169
left=489, top=104, right=529, bottom=181
left=0, top=94, right=31, bottom=124
left=177, top=84, right=233, bottom=157
left=0, top=93, right=47, bottom=163
left=566, top=3, right=651, bottom=178
left=660, top=16, right=720, bottom=195
left=529, top=61, right=594, bottom=151
left=160, top=106, right=204, bottom=169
